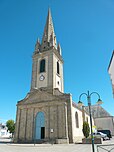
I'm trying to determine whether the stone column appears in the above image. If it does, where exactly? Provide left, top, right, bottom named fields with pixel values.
left=67, top=94, right=73, bottom=143
left=63, top=102, right=68, bottom=138
left=14, top=106, right=20, bottom=142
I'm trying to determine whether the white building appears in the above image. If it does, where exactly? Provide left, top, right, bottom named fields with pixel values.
left=85, top=105, right=114, bottom=135
left=0, top=124, right=11, bottom=138
left=108, top=51, right=114, bottom=96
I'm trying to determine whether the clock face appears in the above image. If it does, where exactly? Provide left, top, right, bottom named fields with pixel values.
left=39, top=75, right=45, bottom=81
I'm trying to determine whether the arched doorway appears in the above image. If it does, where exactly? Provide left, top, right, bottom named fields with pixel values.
left=35, top=112, right=45, bottom=139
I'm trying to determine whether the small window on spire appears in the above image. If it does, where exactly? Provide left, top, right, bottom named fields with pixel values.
left=57, top=61, right=60, bottom=75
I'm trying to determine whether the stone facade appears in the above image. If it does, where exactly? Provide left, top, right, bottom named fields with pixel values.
left=31, top=49, right=64, bottom=93
left=14, top=88, right=73, bottom=143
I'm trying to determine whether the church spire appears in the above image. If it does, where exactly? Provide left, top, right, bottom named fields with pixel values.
left=41, top=8, right=57, bottom=51
left=34, top=38, right=41, bottom=54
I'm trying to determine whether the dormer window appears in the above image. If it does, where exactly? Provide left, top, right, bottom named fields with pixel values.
left=40, top=59, right=45, bottom=73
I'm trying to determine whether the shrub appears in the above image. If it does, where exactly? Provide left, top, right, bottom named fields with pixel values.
left=82, top=121, right=90, bottom=138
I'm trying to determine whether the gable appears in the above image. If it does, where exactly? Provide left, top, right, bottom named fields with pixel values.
left=17, top=88, right=69, bottom=105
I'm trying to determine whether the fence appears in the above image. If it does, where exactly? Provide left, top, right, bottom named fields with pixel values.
left=97, top=144, right=114, bottom=152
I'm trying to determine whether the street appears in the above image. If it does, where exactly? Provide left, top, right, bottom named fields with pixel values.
left=0, top=137, right=114, bottom=152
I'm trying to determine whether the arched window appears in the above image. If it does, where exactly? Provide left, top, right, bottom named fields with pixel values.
left=57, top=61, right=60, bottom=74
left=40, top=59, right=45, bottom=73
left=75, top=112, right=79, bottom=128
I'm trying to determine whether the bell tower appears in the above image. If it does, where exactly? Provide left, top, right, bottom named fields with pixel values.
left=31, top=9, right=64, bottom=93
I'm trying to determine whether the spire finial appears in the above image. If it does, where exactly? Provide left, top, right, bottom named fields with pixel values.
left=48, top=7, right=51, bottom=16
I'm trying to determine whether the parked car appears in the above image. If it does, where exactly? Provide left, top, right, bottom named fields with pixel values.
left=93, top=132, right=107, bottom=140
left=98, top=130, right=112, bottom=140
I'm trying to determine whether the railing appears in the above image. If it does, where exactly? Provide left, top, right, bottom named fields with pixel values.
left=97, top=144, right=114, bottom=152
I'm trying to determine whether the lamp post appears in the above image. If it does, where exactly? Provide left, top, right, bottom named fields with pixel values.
left=78, top=91, right=102, bottom=152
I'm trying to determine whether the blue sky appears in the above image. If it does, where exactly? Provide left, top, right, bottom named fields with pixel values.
left=0, top=0, right=114, bottom=122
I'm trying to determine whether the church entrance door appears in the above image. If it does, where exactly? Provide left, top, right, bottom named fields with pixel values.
left=35, top=112, right=45, bottom=139
left=41, top=127, right=45, bottom=139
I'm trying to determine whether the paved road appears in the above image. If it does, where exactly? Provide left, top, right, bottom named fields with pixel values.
left=0, top=143, right=93, bottom=152
left=0, top=137, right=113, bottom=152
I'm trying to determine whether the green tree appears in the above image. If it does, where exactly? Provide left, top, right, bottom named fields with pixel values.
left=82, top=121, right=90, bottom=138
left=6, top=120, right=15, bottom=137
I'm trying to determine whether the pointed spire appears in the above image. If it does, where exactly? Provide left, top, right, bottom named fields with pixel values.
left=35, top=38, right=41, bottom=53
left=41, top=8, right=57, bottom=51
left=57, top=43, right=62, bottom=55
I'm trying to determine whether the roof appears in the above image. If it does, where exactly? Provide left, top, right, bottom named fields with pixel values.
left=85, top=105, right=111, bottom=118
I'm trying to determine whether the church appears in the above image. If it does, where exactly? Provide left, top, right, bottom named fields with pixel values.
left=14, top=9, right=91, bottom=144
